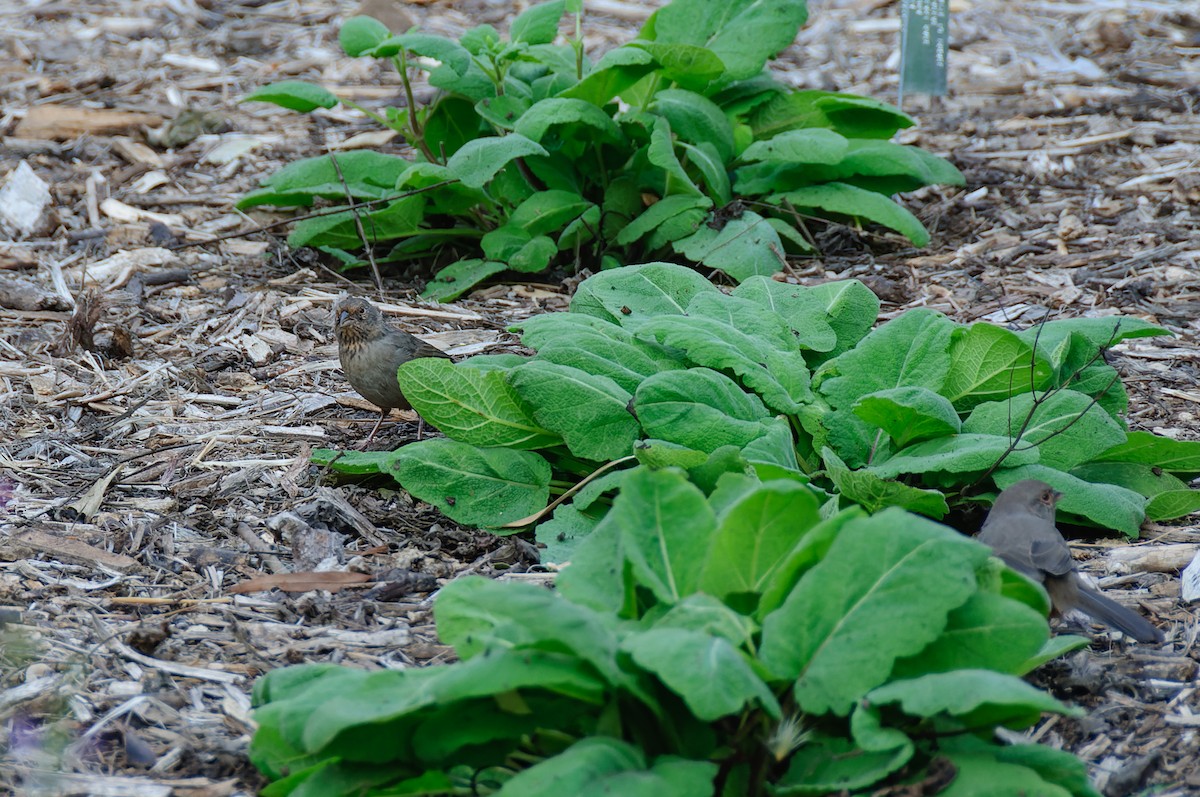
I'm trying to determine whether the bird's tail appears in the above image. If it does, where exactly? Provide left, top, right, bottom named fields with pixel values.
left=1075, top=586, right=1163, bottom=644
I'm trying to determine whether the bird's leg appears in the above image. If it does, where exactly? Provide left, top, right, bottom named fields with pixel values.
left=357, top=410, right=388, bottom=450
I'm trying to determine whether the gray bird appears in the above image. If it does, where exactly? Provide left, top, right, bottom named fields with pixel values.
left=332, top=296, right=450, bottom=448
left=978, top=479, right=1162, bottom=644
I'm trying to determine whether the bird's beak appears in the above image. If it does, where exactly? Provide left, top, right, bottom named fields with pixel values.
left=1051, top=490, right=1063, bottom=503
left=336, top=309, right=349, bottom=327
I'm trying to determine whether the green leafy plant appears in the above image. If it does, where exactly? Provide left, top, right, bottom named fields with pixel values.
left=250, top=469, right=1099, bottom=796
left=317, top=261, right=1200, bottom=544
left=239, top=0, right=963, bottom=299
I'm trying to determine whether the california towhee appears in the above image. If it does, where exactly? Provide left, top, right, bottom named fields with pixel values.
left=332, top=295, right=450, bottom=448
left=978, top=479, right=1162, bottom=643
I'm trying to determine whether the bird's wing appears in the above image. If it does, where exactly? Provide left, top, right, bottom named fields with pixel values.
left=1029, top=535, right=1075, bottom=578
left=411, top=341, right=451, bottom=360
left=979, top=516, right=1044, bottom=580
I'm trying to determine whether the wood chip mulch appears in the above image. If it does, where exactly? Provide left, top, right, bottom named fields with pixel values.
left=2, top=0, right=1200, bottom=794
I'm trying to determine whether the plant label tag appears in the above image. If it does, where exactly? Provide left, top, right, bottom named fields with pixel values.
left=899, top=0, right=949, bottom=105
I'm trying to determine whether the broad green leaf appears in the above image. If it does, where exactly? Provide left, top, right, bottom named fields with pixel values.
left=1061, top=350, right=1127, bottom=420
left=387, top=439, right=551, bottom=526
left=937, top=752, right=1073, bottom=797
left=963, top=390, right=1126, bottom=471
left=1017, top=634, right=1089, bottom=675
left=759, top=510, right=990, bottom=715
left=1090, top=430, right=1200, bottom=476
left=992, top=744, right=1104, bottom=797
left=507, top=361, right=640, bottom=461
left=869, top=434, right=1040, bottom=480
left=818, top=308, right=956, bottom=409
left=510, top=0, right=566, bottom=45
left=446, top=134, right=548, bottom=189
left=556, top=513, right=631, bottom=615
left=482, top=224, right=532, bottom=261
left=612, top=468, right=716, bottom=605
left=494, top=738, right=716, bottom=797
left=770, top=182, right=930, bottom=246
left=522, top=43, right=577, bottom=78
left=810, top=406, right=879, bottom=469
left=536, top=332, right=684, bottom=394
left=699, top=480, right=822, bottom=599
left=794, top=139, right=965, bottom=191
left=340, top=16, right=390, bottom=57
left=421, top=95, right=481, bottom=158
left=743, top=416, right=802, bottom=472
left=570, top=261, right=720, bottom=324
left=890, top=592, right=1050, bottom=678
left=559, top=204, right=602, bottom=249
left=1017, top=316, right=1171, bottom=361
left=515, top=98, right=623, bottom=145
left=756, top=507, right=864, bottom=621
left=679, top=141, right=731, bottom=204
left=867, top=669, right=1078, bottom=728
left=652, top=594, right=757, bottom=648
left=765, top=216, right=817, bottom=253
left=943, top=322, right=1055, bottom=411
left=672, top=211, right=784, bottom=282
left=460, top=23, right=500, bottom=55
left=741, top=128, right=849, bottom=164
left=822, top=447, right=949, bottom=518
left=852, top=386, right=961, bottom=448
left=367, top=33, right=472, bottom=75
left=686, top=291, right=803, bottom=352
left=287, top=195, right=425, bottom=248
left=648, top=116, right=702, bottom=196
left=559, top=46, right=657, bottom=105
left=395, top=161, right=487, bottom=215
left=730, top=276, right=839, bottom=353
left=631, top=314, right=806, bottom=414
left=421, top=258, right=507, bottom=302
left=411, top=694, right=583, bottom=768
left=651, top=89, right=735, bottom=162
left=749, top=90, right=914, bottom=140
left=508, top=235, right=558, bottom=272
left=634, top=439, right=711, bottom=470
left=475, top=94, right=531, bottom=130
left=777, top=731, right=910, bottom=795
left=1146, top=489, right=1200, bottom=521
left=631, top=42, right=726, bottom=91
left=615, top=195, right=713, bottom=246
left=515, top=311, right=635, bottom=347
left=1070, top=462, right=1189, bottom=505
left=241, top=80, right=339, bottom=113
left=435, top=577, right=622, bottom=682
left=510, top=190, right=594, bottom=235
left=802, top=279, right=881, bottom=360
left=536, top=504, right=601, bottom=564
left=397, top=357, right=559, bottom=448
left=237, top=151, right=408, bottom=208
left=993, top=465, right=1147, bottom=536
left=635, top=368, right=772, bottom=452
left=649, top=0, right=808, bottom=82
left=622, top=628, right=779, bottom=721
left=429, top=58, right=498, bottom=101
left=311, top=449, right=392, bottom=475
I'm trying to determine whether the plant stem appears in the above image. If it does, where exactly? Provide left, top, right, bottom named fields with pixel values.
left=391, top=51, right=438, bottom=163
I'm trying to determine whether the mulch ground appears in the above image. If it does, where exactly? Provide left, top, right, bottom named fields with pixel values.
left=2, top=0, right=1199, bottom=795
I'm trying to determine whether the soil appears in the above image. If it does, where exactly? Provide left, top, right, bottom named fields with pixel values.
left=2, top=0, right=1199, bottom=795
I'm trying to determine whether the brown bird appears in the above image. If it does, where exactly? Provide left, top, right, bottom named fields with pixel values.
left=332, top=295, right=450, bottom=448
left=978, top=479, right=1162, bottom=644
